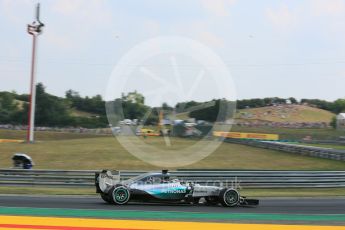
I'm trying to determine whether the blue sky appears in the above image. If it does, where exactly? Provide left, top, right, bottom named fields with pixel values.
left=1, top=0, right=345, bottom=106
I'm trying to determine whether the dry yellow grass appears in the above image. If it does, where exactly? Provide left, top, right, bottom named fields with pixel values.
left=0, top=131, right=344, bottom=170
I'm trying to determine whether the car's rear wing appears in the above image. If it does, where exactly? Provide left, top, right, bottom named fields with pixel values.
left=95, top=170, right=120, bottom=193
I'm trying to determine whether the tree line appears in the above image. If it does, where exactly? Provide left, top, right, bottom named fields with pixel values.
left=0, top=83, right=107, bottom=128
left=0, top=83, right=344, bottom=127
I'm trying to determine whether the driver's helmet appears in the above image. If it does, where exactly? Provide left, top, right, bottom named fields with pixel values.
left=162, top=175, right=170, bottom=183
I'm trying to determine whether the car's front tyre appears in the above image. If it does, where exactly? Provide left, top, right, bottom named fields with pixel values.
left=219, top=188, right=240, bottom=207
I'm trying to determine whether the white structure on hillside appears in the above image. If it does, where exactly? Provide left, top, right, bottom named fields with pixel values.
left=336, top=113, right=345, bottom=130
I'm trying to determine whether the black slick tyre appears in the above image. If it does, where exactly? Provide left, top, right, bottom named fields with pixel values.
left=109, top=186, right=130, bottom=205
left=219, top=188, right=240, bottom=207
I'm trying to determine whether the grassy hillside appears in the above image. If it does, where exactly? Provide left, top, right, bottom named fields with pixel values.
left=173, top=104, right=334, bottom=124
left=235, top=105, right=334, bottom=123
left=0, top=131, right=344, bottom=170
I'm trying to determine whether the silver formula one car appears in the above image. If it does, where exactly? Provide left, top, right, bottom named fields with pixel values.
left=95, top=170, right=259, bottom=207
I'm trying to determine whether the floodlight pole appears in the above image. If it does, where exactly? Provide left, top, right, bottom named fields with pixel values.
left=27, top=3, right=44, bottom=143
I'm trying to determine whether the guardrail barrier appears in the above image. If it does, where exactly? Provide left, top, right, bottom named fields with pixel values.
left=224, top=139, right=345, bottom=161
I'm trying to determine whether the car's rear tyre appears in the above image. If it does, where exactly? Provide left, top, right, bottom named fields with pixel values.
left=100, top=193, right=113, bottom=204
left=109, top=186, right=130, bottom=205
left=219, top=188, right=240, bottom=207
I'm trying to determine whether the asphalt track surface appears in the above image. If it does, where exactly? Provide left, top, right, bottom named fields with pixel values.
left=0, top=195, right=344, bottom=214
left=0, top=195, right=344, bottom=225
